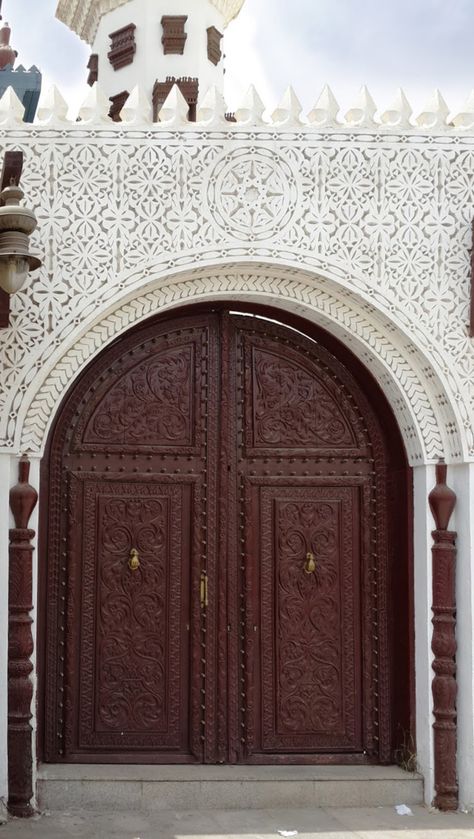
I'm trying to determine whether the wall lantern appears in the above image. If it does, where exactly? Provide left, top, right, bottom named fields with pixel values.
left=0, top=151, right=41, bottom=327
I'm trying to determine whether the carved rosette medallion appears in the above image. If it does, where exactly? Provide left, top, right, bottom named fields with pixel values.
left=206, top=148, right=300, bottom=241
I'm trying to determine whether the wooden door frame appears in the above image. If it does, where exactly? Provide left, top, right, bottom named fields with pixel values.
left=37, top=302, right=414, bottom=765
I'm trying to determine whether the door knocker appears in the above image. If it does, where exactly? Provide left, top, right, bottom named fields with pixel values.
left=128, top=548, right=140, bottom=571
left=304, top=551, right=316, bottom=574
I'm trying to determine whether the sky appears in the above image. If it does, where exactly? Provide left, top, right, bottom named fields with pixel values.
left=5, top=0, right=474, bottom=119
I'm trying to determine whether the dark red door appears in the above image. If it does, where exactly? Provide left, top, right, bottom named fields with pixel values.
left=41, top=310, right=397, bottom=764
left=234, top=323, right=374, bottom=761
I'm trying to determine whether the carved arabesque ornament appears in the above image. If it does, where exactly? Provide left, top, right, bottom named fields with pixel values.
left=0, top=127, right=471, bottom=463
left=17, top=268, right=446, bottom=465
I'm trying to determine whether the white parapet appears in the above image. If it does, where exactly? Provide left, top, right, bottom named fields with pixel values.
left=308, top=85, right=340, bottom=127
left=120, top=84, right=152, bottom=125
left=36, top=85, right=69, bottom=125
left=0, top=86, right=25, bottom=125
left=158, top=84, right=190, bottom=126
left=380, top=88, right=413, bottom=129
left=23, top=81, right=473, bottom=131
left=417, top=89, right=450, bottom=130
left=271, top=86, right=303, bottom=127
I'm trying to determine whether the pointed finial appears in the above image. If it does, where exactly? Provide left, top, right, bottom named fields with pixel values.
left=120, top=85, right=152, bottom=125
left=235, top=85, right=266, bottom=126
left=36, top=85, right=69, bottom=124
left=416, top=89, right=449, bottom=130
left=272, top=86, right=303, bottom=126
left=450, top=89, right=474, bottom=130
left=429, top=459, right=456, bottom=531
left=158, top=84, right=189, bottom=125
left=0, top=86, right=25, bottom=125
left=197, top=85, right=228, bottom=126
left=9, top=455, right=38, bottom=530
left=380, top=88, right=413, bottom=129
left=308, top=85, right=340, bottom=127
left=0, top=18, right=16, bottom=69
left=77, top=83, right=112, bottom=124
left=345, top=85, right=377, bottom=127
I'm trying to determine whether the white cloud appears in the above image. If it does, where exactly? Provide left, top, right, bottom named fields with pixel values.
left=224, top=6, right=277, bottom=110
left=5, top=0, right=474, bottom=118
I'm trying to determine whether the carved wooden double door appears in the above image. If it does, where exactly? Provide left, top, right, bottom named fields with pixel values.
left=43, top=311, right=390, bottom=764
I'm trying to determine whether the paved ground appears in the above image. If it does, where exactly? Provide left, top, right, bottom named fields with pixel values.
left=2, top=806, right=474, bottom=839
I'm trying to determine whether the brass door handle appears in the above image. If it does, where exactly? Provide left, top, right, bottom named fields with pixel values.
left=128, top=548, right=140, bottom=571
left=304, top=551, right=316, bottom=574
left=200, top=571, right=208, bottom=609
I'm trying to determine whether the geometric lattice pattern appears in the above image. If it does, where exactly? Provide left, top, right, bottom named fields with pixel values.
left=1, top=127, right=473, bottom=462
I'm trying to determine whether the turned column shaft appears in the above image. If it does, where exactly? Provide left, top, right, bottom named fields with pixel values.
left=429, top=462, right=458, bottom=811
left=8, top=457, right=38, bottom=818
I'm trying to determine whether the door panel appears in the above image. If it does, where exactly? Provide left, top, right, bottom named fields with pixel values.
left=42, top=309, right=396, bottom=765
left=65, top=476, right=197, bottom=759
left=240, top=328, right=369, bottom=458
left=233, top=318, right=377, bottom=763
left=78, top=341, right=201, bottom=454
left=244, top=480, right=363, bottom=757
left=43, top=316, right=214, bottom=763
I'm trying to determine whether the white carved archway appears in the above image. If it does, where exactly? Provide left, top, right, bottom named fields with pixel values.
left=16, top=261, right=464, bottom=465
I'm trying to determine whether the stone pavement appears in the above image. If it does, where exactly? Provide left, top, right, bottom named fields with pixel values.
left=2, top=806, right=474, bottom=838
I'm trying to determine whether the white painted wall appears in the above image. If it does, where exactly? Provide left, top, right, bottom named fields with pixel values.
left=451, top=463, right=474, bottom=811
left=413, top=463, right=436, bottom=806
left=92, top=0, right=226, bottom=105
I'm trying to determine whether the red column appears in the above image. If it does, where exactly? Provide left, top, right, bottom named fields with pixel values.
left=8, top=456, right=38, bottom=817
left=428, top=461, right=458, bottom=811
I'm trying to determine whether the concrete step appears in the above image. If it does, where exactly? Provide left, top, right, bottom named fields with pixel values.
left=37, top=764, right=423, bottom=811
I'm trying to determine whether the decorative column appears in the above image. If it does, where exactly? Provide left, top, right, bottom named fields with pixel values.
left=8, top=456, right=38, bottom=817
left=428, top=461, right=458, bottom=811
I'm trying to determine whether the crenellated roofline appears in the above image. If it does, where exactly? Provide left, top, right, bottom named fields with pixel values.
left=55, top=0, right=245, bottom=45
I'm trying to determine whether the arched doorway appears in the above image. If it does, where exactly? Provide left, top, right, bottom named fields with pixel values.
left=39, top=305, right=413, bottom=765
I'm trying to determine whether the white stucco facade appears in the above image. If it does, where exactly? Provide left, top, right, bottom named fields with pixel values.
left=91, top=0, right=227, bottom=105
left=0, top=0, right=473, bottom=815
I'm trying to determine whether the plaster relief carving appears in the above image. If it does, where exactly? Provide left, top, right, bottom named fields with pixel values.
left=207, top=148, right=300, bottom=240
left=0, top=127, right=471, bottom=464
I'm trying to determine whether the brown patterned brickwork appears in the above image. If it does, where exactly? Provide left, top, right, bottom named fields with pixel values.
left=87, top=53, right=98, bottom=86
left=108, top=24, right=136, bottom=71
left=109, top=90, right=130, bottom=122
left=207, top=26, right=223, bottom=65
left=161, top=16, right=187, bottom=54
left=153, top=76, right=198, bottom=122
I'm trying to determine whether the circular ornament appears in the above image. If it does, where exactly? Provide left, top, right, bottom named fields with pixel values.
left=207, top=147, right=299, bottom=241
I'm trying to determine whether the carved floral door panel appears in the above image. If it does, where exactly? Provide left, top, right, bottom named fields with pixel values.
left=243, top=481, right=364, bottom=758
left=43, top=317, right=215, bottom=763
left=232, top=319, right=382, bottom=762
left=43, top=310, right=393, bottom=764
left=65, top=476, right=198, bottom=758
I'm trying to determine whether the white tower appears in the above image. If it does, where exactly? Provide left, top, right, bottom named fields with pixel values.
left=55, top=0, right=245, bottom=119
